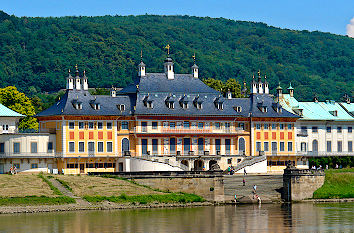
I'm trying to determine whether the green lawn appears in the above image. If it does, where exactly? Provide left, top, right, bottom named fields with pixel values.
left=84, top=193, right=205, bottom=204
left=313, top=168, right=354, bottom=199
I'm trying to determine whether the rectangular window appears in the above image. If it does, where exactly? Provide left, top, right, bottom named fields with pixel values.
left=348, top=141, right=353, bottom=152
left=287, top=124, right=292, bottom=130
left=31, top=142, right=37, bottom=153
left=239, top=123, right=245, bottom=130
left=326, top=141, right=332, bottom=152
left=301, top=126, right=307, bottom=132
left=88, top=142, right=95, bottom=152
left=69, top=142, right=75, bottom=152
left=152, top=139, right=158, bottom=154
left=327, top=127, right=331, bottom=133
left=337, top=141, right=342, bottom=152
left=89, top=122, right=94, bottom=129
left=98, top=142, right=104, bottom=152
left=301, top=142, right=307, bottom=152
left=107, top=142, right=113, bottom=152
left=214, top=122, right=220, bottom=129
left=198, top=122, right=204, bottom=129
left=69, top=122, right=75, bottom=129
left=31, top=163, right=38, bottom=169
left=272, top=124, right=277, bottom=130
left=264, top=124, right=269, bottom=130
left=256, top=142, right=261, bottom=152
left=142, top=139, right=148, bottom=155
left=288, top=142, right=293, bottom=152
left=152, top=122, right=158, bottom=129
left=225, top=139, right=231, bottom=154
left=97, top=122, right=103, bottom=129
left=337, top=127, right=342, bottom=133
left=264, top=142, right=269, bottom=151
left=13, top=142, right=20, bottom=154
left=348, top=127, right=353, bottom=133
left=256, top=124, right=261, bottom=130
left=170, top=122, right=175, bottom=128
left=0, top=143, right=4, bottom=153
left=47, top=142, right=54, bottom=153
left=215, top=139, right=221, bottom=152
left=312, top=126, right=318, bottom=133
left=106, top=122, right=112, bottom=129
left=271, top=142, right=277, bottom=152
left=122, top=121, right=129, bottom=130
left=170, top=138, right=176, bottom=154
left=279, top=124, right=284, bottom=130
left=79, top=142, right=85, bottom=152
left=280, top=142, right=285, bottom=151
left=79, top=122, right=84, bottom=129
left=227, top=158, right=232, bottom=164
left=225, top=122, right=230, bottom=129
left=183, top=121, right=190, bottom=128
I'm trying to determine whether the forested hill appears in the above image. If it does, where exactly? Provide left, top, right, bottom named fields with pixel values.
left=0, top=11, right=353, bottom=101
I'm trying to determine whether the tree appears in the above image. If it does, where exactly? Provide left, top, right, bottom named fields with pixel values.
left=224, top=78, right=242, bottom=98
left=0, top=86, right=38, bottom=130
left=203, top=78, right=223, bottom=92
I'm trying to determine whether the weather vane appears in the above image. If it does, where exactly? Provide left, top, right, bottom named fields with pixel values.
left=165, top=44, right=170, bottom=55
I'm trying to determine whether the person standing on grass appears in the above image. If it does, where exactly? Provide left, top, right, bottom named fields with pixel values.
left=253, top=185, right=257, bottom=193
left=10, top=166, right=13, bottom=175
left=243, top=177, right=246, bottom=186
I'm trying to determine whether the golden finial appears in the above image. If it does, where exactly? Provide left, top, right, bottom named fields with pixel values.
left=192, top=53, right=196, bottom=63
left=83, top=70, right=86, bottom=76
left=68, top=69, right=71, bottom=74
left=75, top=64, right=78, bottom=71
left=136, top=84, right=139, bottom=89
left=258, top=70, right=261, bottom=77
left=165, top=44, right=170, bottom=55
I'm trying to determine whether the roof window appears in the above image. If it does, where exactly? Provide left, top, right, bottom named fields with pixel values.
left=234, top=106, right=242, bottom=112
left=117, top=104, right=125, bottom=111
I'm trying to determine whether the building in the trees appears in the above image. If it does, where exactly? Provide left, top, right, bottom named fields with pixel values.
left=34, top=52, right=301, bottom=174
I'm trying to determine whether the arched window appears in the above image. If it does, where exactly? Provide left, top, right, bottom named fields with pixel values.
left=122, top=138, right=130, bottom=153
left=312, top=140, right=318, bottom=153
left=239, top=138, right=245, bottom=155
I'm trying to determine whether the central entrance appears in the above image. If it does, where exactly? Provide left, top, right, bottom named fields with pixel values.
left=194, top=160, right=204, bottom=171
left=80, top=163, right=85, bottom=173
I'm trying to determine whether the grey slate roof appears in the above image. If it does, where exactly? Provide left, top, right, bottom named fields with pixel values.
left=37, top=70, right=298, bottom=119
left=36, top=90, right=135, bottom=117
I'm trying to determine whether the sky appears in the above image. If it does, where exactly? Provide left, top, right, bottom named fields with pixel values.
left=2, top=0, right=354, bottom=36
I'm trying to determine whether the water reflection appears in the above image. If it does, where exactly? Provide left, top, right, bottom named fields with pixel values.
left=0, top=203, right=352, bottom=233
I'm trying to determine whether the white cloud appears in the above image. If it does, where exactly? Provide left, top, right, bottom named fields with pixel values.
left=346, top=17, right=354, bottom=38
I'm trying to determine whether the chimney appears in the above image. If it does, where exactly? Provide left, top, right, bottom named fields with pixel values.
left=227, top=89, right=232, bottom=99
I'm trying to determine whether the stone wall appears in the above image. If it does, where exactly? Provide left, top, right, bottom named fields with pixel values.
left=133, top=176, right=224, bottom=202
left=283, top=166, right=325, bottom=202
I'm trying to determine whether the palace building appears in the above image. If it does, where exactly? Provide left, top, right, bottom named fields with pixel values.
left=32, top=52, right=302, bottom=174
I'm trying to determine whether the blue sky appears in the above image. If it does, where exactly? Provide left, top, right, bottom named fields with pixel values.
left=2, top=0, right=354, bottom=36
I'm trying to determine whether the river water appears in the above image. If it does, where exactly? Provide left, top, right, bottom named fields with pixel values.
left=0, top=203, right=353, bottom=232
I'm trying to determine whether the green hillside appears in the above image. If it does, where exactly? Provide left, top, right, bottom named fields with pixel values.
left=0, top=11, right=353, bottom=101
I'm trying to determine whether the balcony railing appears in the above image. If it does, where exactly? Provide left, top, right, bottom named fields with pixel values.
left=297, top=151, right=354, bottom=157
left=297, top=130, right=308, bottom=136
left=134, top=126, right=246, bottom=134
left=0, top=151, right=56, bottom=158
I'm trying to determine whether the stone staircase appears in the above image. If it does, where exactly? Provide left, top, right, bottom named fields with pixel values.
left=223, top=175, right=283, bottom=201
left=234, top=155, right=266, bottom=172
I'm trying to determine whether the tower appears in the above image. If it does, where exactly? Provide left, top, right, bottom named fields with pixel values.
left=227, top=89, right=232, bottom=99
left=138, top=50, right=146, bottom=77
left=257, top=71, right=263, bottom=94
left=82, top=70, right=88, bottom=90
left=276, top=82, right=283, bottom=101
left=110, top=86, right=116, bottom=97
left=164, top=45, right=174, bottom=80
left=264, top=75, right=269, bottom=94
left=66, top=69, right=74, bottom=90
left=74, top=64, right=81, bottom=90
left=287, top=83, right=294, bottom=97
left=251, top=75, right=257, bottom=94
left=191, top=53, right=198, bottom=78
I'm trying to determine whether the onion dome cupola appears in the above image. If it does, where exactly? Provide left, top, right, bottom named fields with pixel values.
left=251, top=74, right=257, bottom=94
left=276, top=82, right=283, bottom=99
left=82, top=70, right=88, bottom=90
left=138, top=50, right=146, bottom=77
left=66, top=69, right=74, bottom=90
left=191, top=53, right=198, bottom=78
left=257, top=70, right=263, bottom=94
left=287, top=83, right=294, bottom=97
left=164, top=44, right=174, bottom=80
left=74, top=64, right=81, bottom=90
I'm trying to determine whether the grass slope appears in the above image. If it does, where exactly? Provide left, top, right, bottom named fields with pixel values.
left=313, top=168, right=354, bottom=199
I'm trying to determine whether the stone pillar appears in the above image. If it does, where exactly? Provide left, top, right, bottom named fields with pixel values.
left=283, top=163, right=325, bottom=202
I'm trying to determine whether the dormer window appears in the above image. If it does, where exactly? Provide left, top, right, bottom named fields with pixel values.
left=193, top=96, right=203, bottom=109
left=147, top=102, right=153, bottom=109
left=260, top=106, right=267, bottom=113
left=167, top=102, right=174, bottom=109
left=329, top=110, right=338, bottom=116
left=117, top=104, right=125, bottom=111
left=214, top=97, right=224, bottom=110
left=72, top=100, right=83, bottom=110
left=143, top=95, right=153, bottom=109
left=216, top=103, right=223, bottom=110
left=196, top=103, right=202, bottom=109
left=182, top=103, right=188, bottom=109
left=234, top=106, right=242, bottom=112
left=293, top=108, right=303, bottom=116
